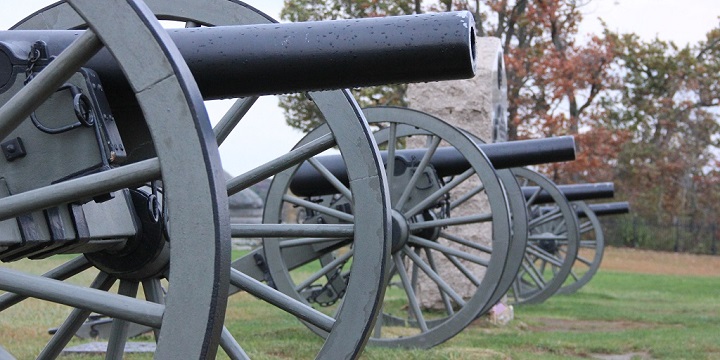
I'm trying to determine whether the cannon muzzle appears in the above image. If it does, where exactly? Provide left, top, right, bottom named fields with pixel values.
left=523, top=182, right=615, bottom=204
left=289, top=136, right=575, bottom=197
left=0, top=11, right=477, bottom=98
left=580, top=201, right=630, bottom=217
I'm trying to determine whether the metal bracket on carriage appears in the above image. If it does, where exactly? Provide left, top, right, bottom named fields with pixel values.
left=0, top=41, right=132, bottom=261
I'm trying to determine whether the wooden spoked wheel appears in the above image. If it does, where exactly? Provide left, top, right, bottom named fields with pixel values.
left=1, top=0, right=229, bottom=358
left=11, top=1, right=391, bottom=359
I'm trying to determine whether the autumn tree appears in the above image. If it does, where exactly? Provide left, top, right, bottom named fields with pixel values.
left=600, top=27, right=720, bottom=223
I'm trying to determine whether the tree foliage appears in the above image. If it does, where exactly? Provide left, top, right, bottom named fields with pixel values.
left=601, top=27, right=720, bottom=223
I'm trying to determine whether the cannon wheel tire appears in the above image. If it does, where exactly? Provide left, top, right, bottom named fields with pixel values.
left=1, top=0, right=229, bottom=358
left=555, top=201, right=604, bottom=295
left=263, top=105, right=512, bottom=349
left=507, top=167, right=580, bottom=305
left=460, top=132, right=528, bottom=315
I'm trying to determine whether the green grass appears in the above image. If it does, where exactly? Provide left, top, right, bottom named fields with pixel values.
left=2, top=260, right=719, bottom=359
left=228, top=269, right=720, bottom=359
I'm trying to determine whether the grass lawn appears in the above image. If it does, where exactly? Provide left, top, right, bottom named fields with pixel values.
left=1, top=249, right=719, bottom=359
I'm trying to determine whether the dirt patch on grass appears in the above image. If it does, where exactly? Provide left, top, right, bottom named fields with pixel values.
left=600, top=246, right=720, bottom=277
left=590, top=352, right=654, bottom=360
left=527, top=317, right=654, bottom=332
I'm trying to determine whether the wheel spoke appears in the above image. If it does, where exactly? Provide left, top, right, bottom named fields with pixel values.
left=575, top=254, right=594, bottom=267
left=526, top=245, right=565, bottom=267
left=552, top=217, right=568, bottom=234
left=0, top=268, right=163, bottom=327
left=308, top=157, right=352, bottom=199
left=524, top=187, right=542, bottom=208
left=408, top=236, right=489, bottom=267
left=0, top=30, right=102, bottom=140
left=278, top=237, right=347, bottom=249
left=568, top=270, right=580, bottom=282
left=395, top=136, right=441, bottom=210
left=0, top=256, right=90, bottom=311
left=229, top=268, right=335, bottom=332
left=410, top=247, right=421, bottom=296
left=281, top=195, right=354, bottom=223
left=424, top=247, right=458, bottom=319
left=385, top=123, right=398, bottom=191
left=37, top=272, right=115, bottom=360
left=219, top=326, right=251, bottom=360
left=403, top=247, right=465, bottom=306
left=141, top=279, right=164, bottom=341
left=449, top=181, right=486, bottom=211
left=393, top=253, right=428, bottom=332
left=294, top=249, right=353, bottom=293
left=510, top=279, right=521, bottom=303
left=106, top=280, right=140, bottom=360
left=528, top=209, right=563, bottom=228
left=520, top=255, right=546, bottom=288
left=231, top=223, right=353, bottom=238
left=528, top=234, right=569, bottom=241
left=214, top=97, right=259, bottom=146
left=439, top=231, right=493, bottom=254
left=444, top=254, right=482, bottom=287
left=579, top=220, right=594, bottom=233
left=579, top=240, right=598, bottom=248
left=404, top=168, right=475, bottom=218
left=408, top=213, right=492, bottom=231
left=226, top=133, right=336, bottom=195
left=0, top=159, right=160, bottom=221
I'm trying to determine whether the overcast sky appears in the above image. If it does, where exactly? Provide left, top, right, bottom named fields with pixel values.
left=2, top=1, right=718, bottom=175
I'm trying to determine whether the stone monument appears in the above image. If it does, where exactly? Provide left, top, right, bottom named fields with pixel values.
left=405, top=36, right=513, bottom=324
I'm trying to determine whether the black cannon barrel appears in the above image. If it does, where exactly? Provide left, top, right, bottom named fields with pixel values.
left=523, top=182, right=615, bottom=204
left=581, top=201, right=630, bottom=217
left=477, top=136, right=575, bottom=169
left=0, top=11, right=476, bottom=98
left=289, top=136, right=575, bottom=197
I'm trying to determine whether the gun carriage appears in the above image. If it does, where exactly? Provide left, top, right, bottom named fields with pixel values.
left=279, top=105, right=628, bottom=347
left=0, top=0, right=479, bottom=358
left=505, top=181, right=615, bottom=303
left=260, top=105, right=578, bottom=349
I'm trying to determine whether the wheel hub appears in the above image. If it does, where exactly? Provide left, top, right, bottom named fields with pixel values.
left=85, top=188, right=169, bottom=280
left=537, top=235, right=559, bottom=254
left=390, top=210, right=409, bottom=253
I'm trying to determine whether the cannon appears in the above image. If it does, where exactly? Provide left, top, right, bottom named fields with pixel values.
left=513, top=182, right=622, bottom=300
left=2, top=14, right=476, bottom=101
left=259, top=104, right=625, bottom=347
left=246, top=104, right=581, bottom=349
left=0, top=1, right=480, bottom=358
left=549, top=200, right=631, bottom=295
